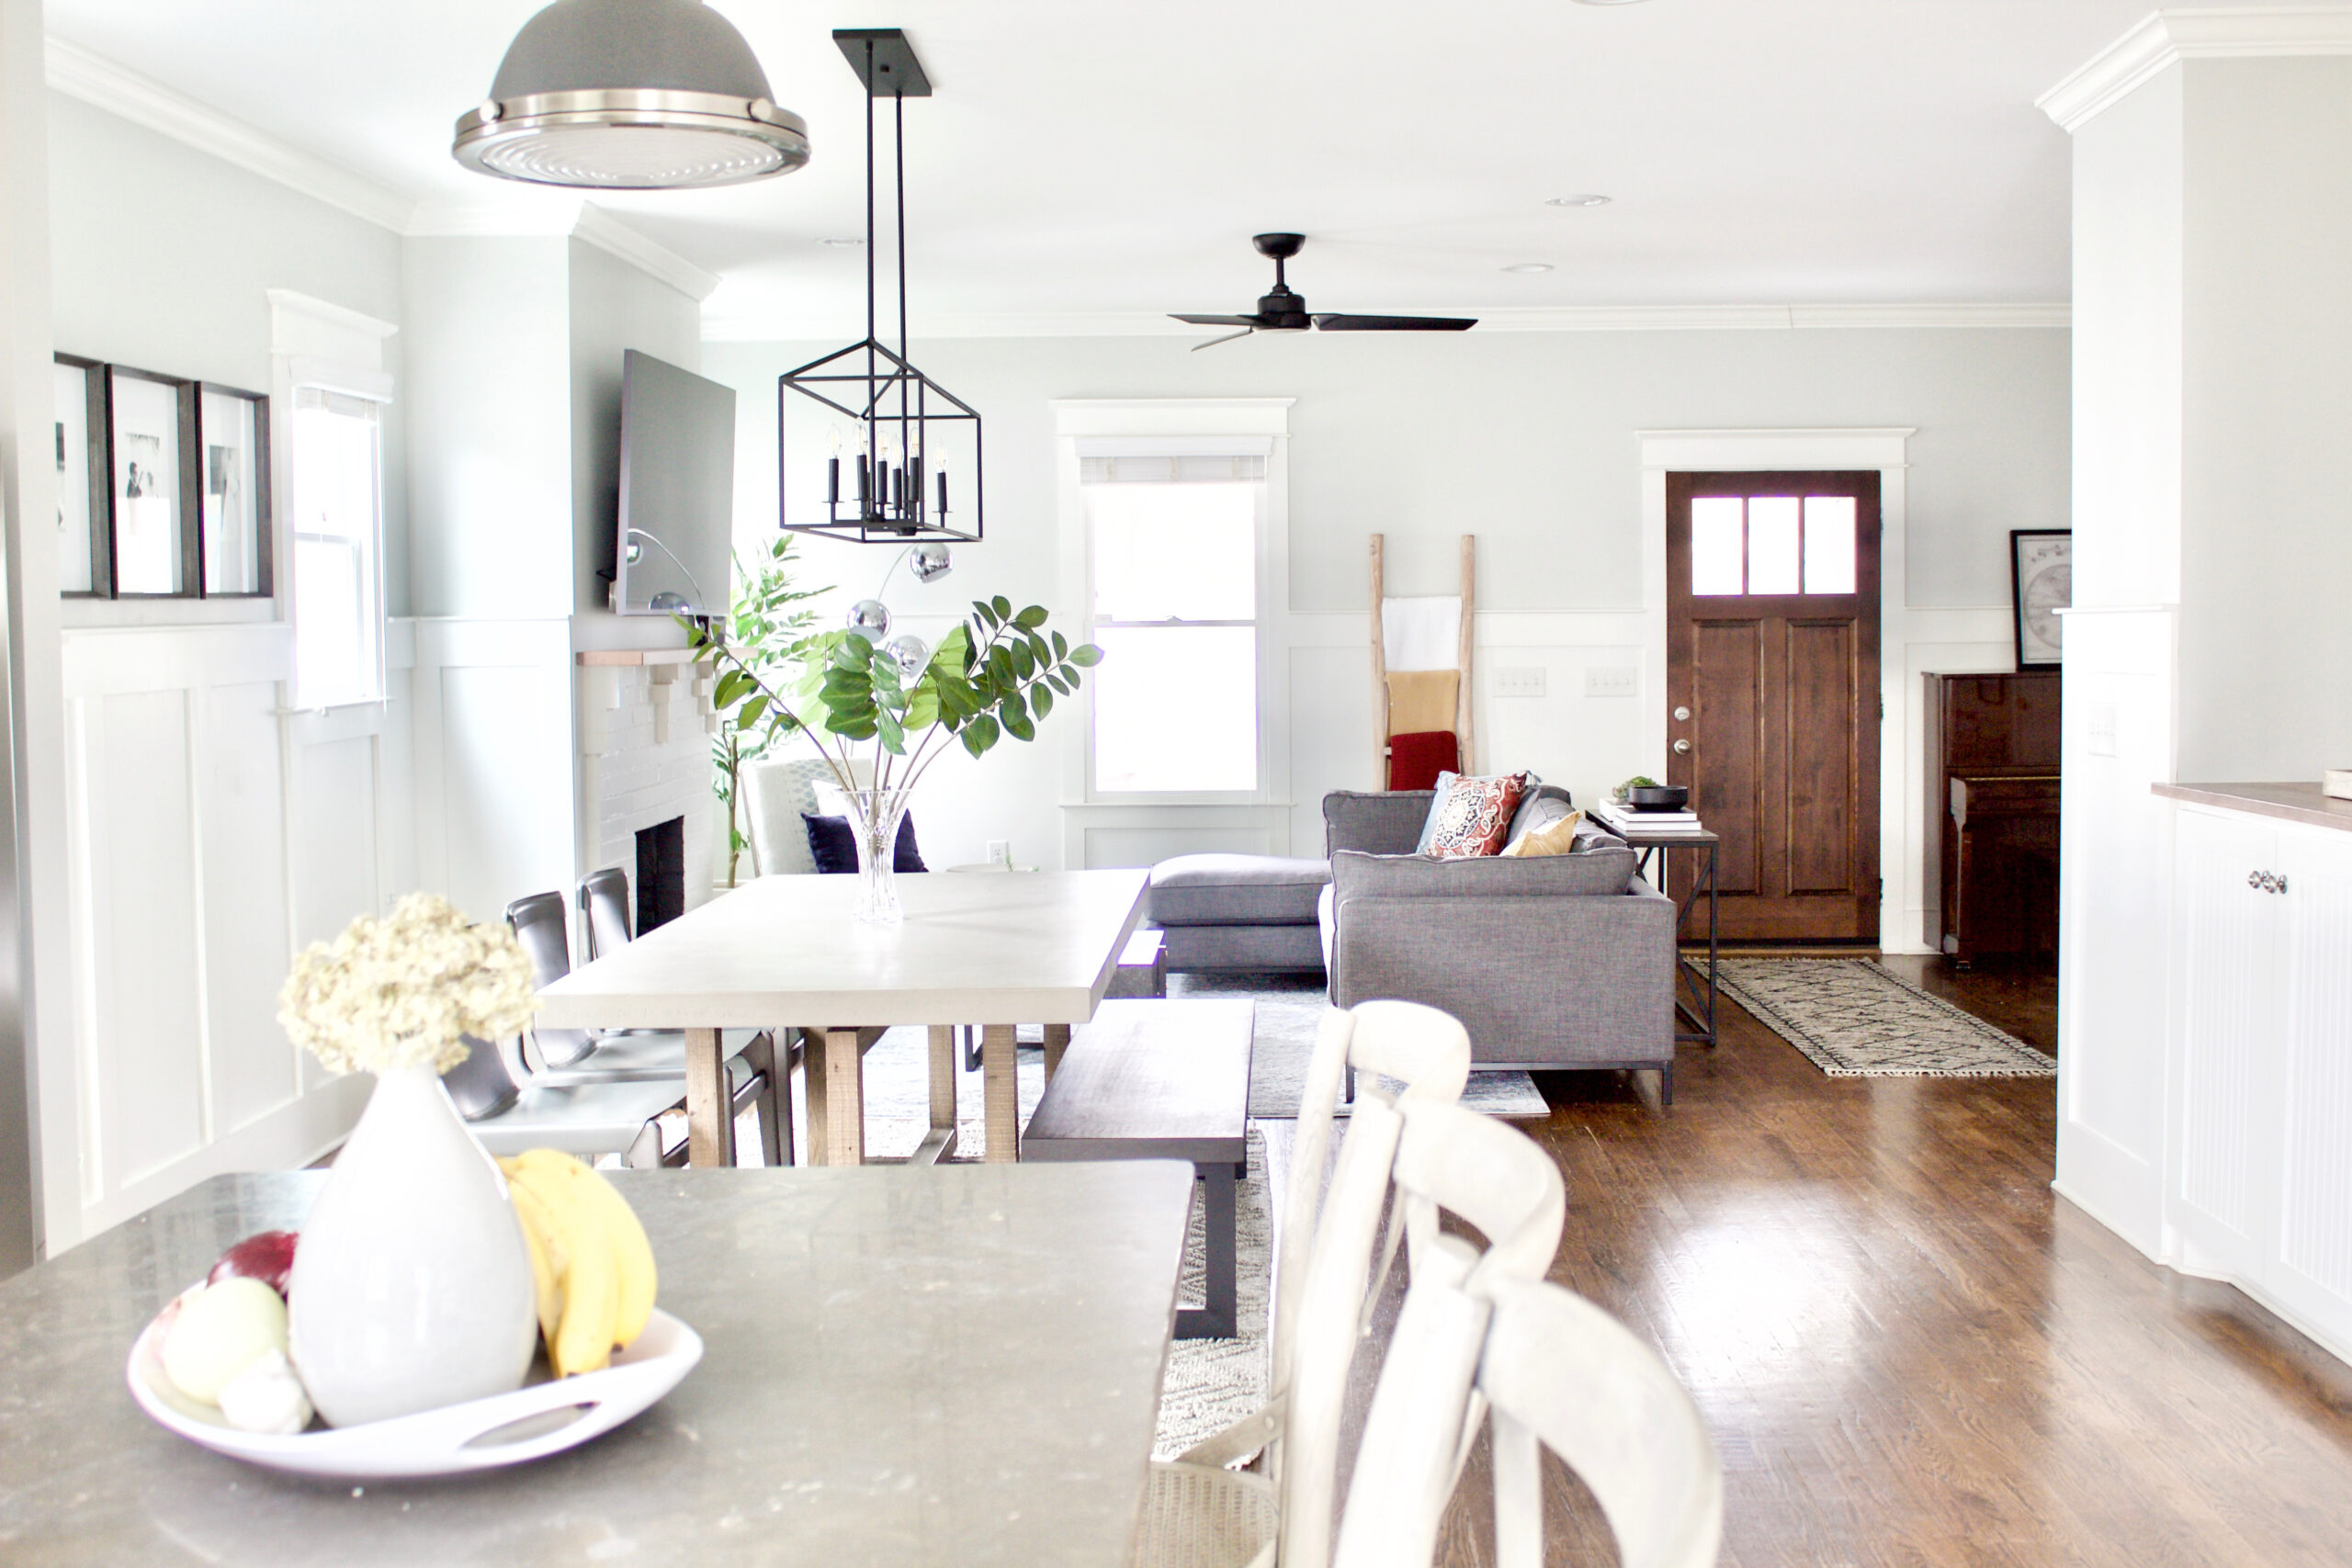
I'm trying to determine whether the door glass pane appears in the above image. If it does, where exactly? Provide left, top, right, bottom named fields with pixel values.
left=1804, top=495, right=1856, bottom=593
left=1747, top=496, right=1800, bottom=594
left=1091, top=626, right=1257, bottom=792
left=1690, top=497, right=1744, bottom=595
left=1088, top=482, right=1255, bottom=622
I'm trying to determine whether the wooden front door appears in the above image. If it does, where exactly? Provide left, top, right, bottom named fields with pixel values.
left=1666, top=471, right=1880, bottom=942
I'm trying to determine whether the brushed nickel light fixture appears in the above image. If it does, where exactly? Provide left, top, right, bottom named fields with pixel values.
left=453, top=0, right=808, bottom=189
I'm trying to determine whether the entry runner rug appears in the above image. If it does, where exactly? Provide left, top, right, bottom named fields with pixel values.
left=1716, top=958, right=2056, bottom=1077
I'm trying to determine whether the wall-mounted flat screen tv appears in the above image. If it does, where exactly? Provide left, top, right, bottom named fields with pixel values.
left=615, top=349, right=734, bottom=617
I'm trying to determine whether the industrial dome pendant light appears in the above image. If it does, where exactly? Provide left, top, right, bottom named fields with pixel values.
left=453, top=0, right=808, bottom=189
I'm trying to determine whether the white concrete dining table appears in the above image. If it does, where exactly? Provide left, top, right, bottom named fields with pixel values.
left=534, top=869, right=1151, bottom=1166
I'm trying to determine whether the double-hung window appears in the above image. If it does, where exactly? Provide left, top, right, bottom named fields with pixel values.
left=289, top=386, right=385, bottom=707
left=1082, top=452, right=1267, bottom=795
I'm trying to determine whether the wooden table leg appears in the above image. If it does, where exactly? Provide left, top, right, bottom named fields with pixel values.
left=804, top=1026, right=866, bottom=1167
left=981, top=1022, right=1020, bottom=1163
left=1043, top=1023, right=1070, bottom=1083
left=915, top=1025, right=959, bottom=1166
left=684, top=1027, right=734, bottom=1168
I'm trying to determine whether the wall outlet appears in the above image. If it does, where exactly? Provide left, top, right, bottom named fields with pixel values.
left=1584, top=666, right=1639, bottom=698
left=987, top=840, right=1010, bottom=867
left=1493, top=666, right=1546, bottom=699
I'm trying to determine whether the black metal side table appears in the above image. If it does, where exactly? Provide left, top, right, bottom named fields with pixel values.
left=1610, top=825, right=1720, bottom=1049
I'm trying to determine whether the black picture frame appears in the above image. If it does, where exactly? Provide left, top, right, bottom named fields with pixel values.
left=53, top=353, right=112, bottom=598
left=195, top=381, right=274, bottom=599
left=104, top=364, right=201, bottom=598
left=2009, top=528, right=2071, bottom=672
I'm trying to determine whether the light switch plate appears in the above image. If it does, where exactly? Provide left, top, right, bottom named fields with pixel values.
left=2084, top=702, right=2119, bottom=757
left=1584, top=666, right=1638, bottom=698
left=1494, top=667, right=1546, bottom=698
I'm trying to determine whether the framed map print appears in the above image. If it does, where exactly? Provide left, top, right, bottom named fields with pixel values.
left=2010, top=529, right=2071, bottom=671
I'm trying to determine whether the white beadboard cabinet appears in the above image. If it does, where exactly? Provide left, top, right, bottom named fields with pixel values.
left=2168, top=803, right=2352, bottom=1360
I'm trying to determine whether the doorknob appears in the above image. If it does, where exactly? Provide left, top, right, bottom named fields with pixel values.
left=1673, top=739, right=1691, bottom=755
left=1673, top=706, right=1690, bottom=722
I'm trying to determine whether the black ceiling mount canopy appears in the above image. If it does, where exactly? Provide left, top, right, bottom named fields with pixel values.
left=780, top=27, right=979, bottom=544
left=1171, top=232, right=1478, bottom=351
left=831, top=27, right=934, bottom=96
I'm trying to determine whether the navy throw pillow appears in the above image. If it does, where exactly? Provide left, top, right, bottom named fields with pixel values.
left=802, top=811, right=926, bottom=874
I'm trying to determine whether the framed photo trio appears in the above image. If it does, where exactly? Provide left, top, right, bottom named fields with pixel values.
left=53, top=353, right=271, bottom=601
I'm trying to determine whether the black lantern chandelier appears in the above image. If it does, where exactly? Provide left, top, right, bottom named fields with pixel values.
left=778, top=28, right=980, bottom=544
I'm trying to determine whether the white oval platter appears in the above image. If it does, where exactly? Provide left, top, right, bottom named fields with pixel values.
left=128, top=1294, right=702, bottom=1480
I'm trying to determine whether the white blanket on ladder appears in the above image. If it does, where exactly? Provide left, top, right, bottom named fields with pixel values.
left=1382, top=595, right=1461, bottom=673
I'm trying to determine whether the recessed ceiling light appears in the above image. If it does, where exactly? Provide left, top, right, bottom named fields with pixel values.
left=1502, top=263, right=1555, bottom=275
left=817, top=236, right=865, bottom=246
left=1572, top=0, right=1648, bottom=6
left=1545, top=194, right=1611, bottom=208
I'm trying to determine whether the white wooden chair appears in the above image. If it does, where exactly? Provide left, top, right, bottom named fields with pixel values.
left=1137, top=1003, right=1517, bottom=1568
left=1310, top=1093, right=1566, bottom=1568
left=1473, top=1279, right=1723, bottom=1568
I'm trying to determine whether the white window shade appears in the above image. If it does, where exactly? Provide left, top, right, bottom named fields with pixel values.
left=1080, top=453, right=1266, bottom=485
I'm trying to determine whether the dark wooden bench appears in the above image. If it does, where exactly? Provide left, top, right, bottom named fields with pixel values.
left=1022, top=998, right=1253, bottom=1338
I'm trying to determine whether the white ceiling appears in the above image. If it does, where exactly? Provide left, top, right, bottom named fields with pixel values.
left=42, top=1, right=2251, bottom=333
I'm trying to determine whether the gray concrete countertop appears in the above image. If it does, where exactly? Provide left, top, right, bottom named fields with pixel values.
left=0, top=1162, right=1194, bottom=1567
left=2152, top=781, right=2352, bottom=835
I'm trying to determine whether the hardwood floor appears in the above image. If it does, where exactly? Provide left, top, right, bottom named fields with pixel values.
left=1408, top=960, right=2352, bottom=1566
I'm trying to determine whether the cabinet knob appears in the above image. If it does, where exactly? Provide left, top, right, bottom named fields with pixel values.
left=2250, top=870, right=2266, bottom=890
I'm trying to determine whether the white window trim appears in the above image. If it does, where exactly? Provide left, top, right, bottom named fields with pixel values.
left=1053, top=399, right=1295, bottom=829
left=275, top=294, right=395, bottom=712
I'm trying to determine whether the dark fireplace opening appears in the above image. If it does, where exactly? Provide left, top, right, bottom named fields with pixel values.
left=636, top=816, right=685, bottom=935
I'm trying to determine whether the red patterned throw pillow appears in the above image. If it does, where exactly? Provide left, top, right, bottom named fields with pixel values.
left=1422, top=772, right=1530, bottom=859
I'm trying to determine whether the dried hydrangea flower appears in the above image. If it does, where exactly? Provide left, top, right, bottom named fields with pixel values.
left=277, top=894, right=539, bottom=1076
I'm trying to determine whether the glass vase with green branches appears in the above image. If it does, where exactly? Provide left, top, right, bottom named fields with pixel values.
left=685, top=595, right=1101, bottom=922
left=710, top=535, right=828, bottom=886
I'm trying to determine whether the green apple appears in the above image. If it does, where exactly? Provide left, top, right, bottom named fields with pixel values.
left=162, top=1277, right=288, bottom=1405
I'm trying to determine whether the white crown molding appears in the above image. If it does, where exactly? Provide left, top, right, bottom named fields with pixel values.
left=44, top=33, right=415, bottom=231
left=570, top=205, right=721, bottom=302
left=405, top=199, right=720, bottom=301
left=704, top=300, right=2069, bottom=343
left=2040, top=6, right=2352, bottom=130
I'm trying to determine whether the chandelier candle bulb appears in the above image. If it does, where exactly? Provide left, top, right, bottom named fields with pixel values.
left=828, top=457, right=840, bottom=505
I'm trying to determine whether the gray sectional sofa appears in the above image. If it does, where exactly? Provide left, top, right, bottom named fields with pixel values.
left=1143, top=853, right=1330, bottom=974
left=1317, top=789, right=1680, bottom=1102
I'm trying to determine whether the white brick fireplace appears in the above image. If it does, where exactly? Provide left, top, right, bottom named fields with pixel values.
left=574, top=649, right=718, bottom=930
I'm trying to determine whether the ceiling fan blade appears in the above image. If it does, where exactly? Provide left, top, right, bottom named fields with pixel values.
left=1189, top=328, right=1255, bottom=352
left=1311, top=313, right=1477, bottom=332
left=1170, top=313, right=1260, bottom=326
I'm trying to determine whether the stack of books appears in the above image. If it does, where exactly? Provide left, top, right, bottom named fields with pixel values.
left=1591, top=799, right=1706, bottom=836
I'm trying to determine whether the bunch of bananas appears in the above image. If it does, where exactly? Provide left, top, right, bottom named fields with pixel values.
left=499, top=1149, right=658, bottom=1377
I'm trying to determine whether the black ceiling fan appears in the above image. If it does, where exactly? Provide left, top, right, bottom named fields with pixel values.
left=1171, top=233, right=1476, bottom=350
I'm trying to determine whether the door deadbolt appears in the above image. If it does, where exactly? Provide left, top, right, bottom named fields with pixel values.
left=1673, top=706, right=1690, bottom=722
left=1673, top=739, right=1692, bottom=754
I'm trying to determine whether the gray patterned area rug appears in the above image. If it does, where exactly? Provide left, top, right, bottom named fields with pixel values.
left=1170, top=973, right=1552, bottom=1120
left=1717, top=959, right=2056, bottom=1077
left=1154, top=1129, right=1272, bottom=1459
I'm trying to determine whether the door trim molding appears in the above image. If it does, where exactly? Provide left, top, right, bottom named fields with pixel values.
left=1639, top=429, right=1917, bottom=951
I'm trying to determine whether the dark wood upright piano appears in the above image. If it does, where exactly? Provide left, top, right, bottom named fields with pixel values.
left=1923, top=671, right=2060, bottom=967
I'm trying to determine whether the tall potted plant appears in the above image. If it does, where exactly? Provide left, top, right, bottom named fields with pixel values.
left=686, top=595, right=1100, bottom=922
left=709, top=536, right=828, bottom=886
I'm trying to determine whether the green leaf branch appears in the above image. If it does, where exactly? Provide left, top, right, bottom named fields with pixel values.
left=688, top=592, right=1102, bottom=839
left=707, top=536, right=828, bottom=885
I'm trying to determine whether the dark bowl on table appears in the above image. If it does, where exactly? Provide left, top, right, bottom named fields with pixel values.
left=1625, top=785, right=1690, bottom=811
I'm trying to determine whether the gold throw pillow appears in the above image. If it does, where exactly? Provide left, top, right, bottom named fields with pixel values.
left=1500, top=809, right=1586, bottom=858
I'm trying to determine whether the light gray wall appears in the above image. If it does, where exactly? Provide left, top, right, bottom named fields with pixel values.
left=46, top=92, right=412, bottom=611
left=715, top=328, right=2069, bottom=616
left=705, top=326, right=2069, bottom=872
left=566, top=238, right=702, bottom=619
left=2175, top=58, right=2352, bottom=782
left=401, top=235, right=571, bottom=620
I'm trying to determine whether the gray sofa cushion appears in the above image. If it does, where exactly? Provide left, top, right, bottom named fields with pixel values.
left=1148, top=854, right=1332, bottom=927
left=1159, top=921, right=1327, bottom=972
left=1324, top=790, right=1436, bottom=857
left=1329, top=845, right=1636, bottom=899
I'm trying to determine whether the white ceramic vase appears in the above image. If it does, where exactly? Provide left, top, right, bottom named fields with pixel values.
left=287, top=1065, right=538, bottom=1428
